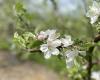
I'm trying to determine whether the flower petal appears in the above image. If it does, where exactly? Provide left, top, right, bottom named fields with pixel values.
left=46, top=29, right=56, bottom=36
left=91, top=71, right=100, bottom=80
left=44, top=51, right=51, bottom=59
left=90, top=16, right=98, bottom=24
left=46, top=30, right=58, bottom=40
left=61, top=35, right=73, bottom=47
left=40, top=44, right=48, bottom=52
left=86, top=1, right=100, bottom=24
left=65, top=50, right=78, bottom=59
left=37, top=31, right=48, bottom=40
left=51, top=48, right=59, bottom=55
left=66, top=58, right=74, bottom=68
left=78, top=51, right=86, bottom=56
left=51, top=39, right=61, bottom=47
left=65, top=35, right=72, bottom=41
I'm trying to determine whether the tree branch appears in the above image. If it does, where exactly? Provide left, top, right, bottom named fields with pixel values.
left=87, top=46, right=94, bottom=80
left=86, top=34, right=100, bottom=80
left=26, top=48, right=41, bottom=53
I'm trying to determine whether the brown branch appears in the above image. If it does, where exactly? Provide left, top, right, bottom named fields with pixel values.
left=86, top=34, right=100, bottom=80
left=87, top=46, right=94, bottom=80
left=26, top=48, right=41, bottom=53
left=94, top=34, right=100, bottom=43
left=92, top=60, right=100, bottom=65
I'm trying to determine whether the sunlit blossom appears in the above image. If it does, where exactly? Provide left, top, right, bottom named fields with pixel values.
left=61, top=35, right=73, bottom=47
left=37, top=29, right=59, bottom=41
left=91, top=71, right=100, bottom=80
left=65, top=50, right=86, bottom=68
left=65, top=50, right=78, bottom=68
left=86, top=1, right=100, bottom=24
left=37, top=31, right=48, bottom=40
left=40, top=39, right=61, bottom=59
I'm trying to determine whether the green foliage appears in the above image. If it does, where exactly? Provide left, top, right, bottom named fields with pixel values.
left=15, top=2, right=25, bottom=13
left=13, top=32, right=26, bottom=48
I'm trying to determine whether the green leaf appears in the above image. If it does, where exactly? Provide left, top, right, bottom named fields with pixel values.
left=97, top=41, right=100, bottom=46
left=22, top=32, right=35, bottom=41
left=15, top=2, right=24, bottom=12
left=14, top=2, right=26, bottom=16
left=28, top=40, right=43, bottom=48
left=13, top=32, right=26, bottom=48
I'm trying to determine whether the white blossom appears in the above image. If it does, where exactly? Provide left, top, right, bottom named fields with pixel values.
left=37, top=31, right=48, bottom=40
left=46, top=29, right=60, bottom=41
left=65, top=50, right=78, bottom=68
left=37, top=29, right=59, bottom=41
left=66, top=58, right=74, bottom=68
left=65, top=50, right=86, bottom=68
left=91, top=71, right=100, bottom=80
left=61, top=35, right=73, bottom=47
left=66, top=50, right=78, bottom=59
left=78, top=51, right=86, bottom=56
left=40, top=39, right=61, bottom=59
left=86, top=1, right=100, bottom=24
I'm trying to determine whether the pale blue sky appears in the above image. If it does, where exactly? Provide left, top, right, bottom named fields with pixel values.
left=26, top=0, right=86, bottom=15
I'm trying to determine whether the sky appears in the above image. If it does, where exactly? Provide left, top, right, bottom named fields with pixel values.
left=59, top=0, right=77, bottom=12
left=26, top=0, right=86, bottom=15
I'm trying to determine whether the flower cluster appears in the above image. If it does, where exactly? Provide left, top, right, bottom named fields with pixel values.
left=39, top=30, right=61, bottom=59
left=14, top=29, right=86, bottom=68
left=86, top=1, right=100, bottom=24
left=37, top=29, right=86, bottom=68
